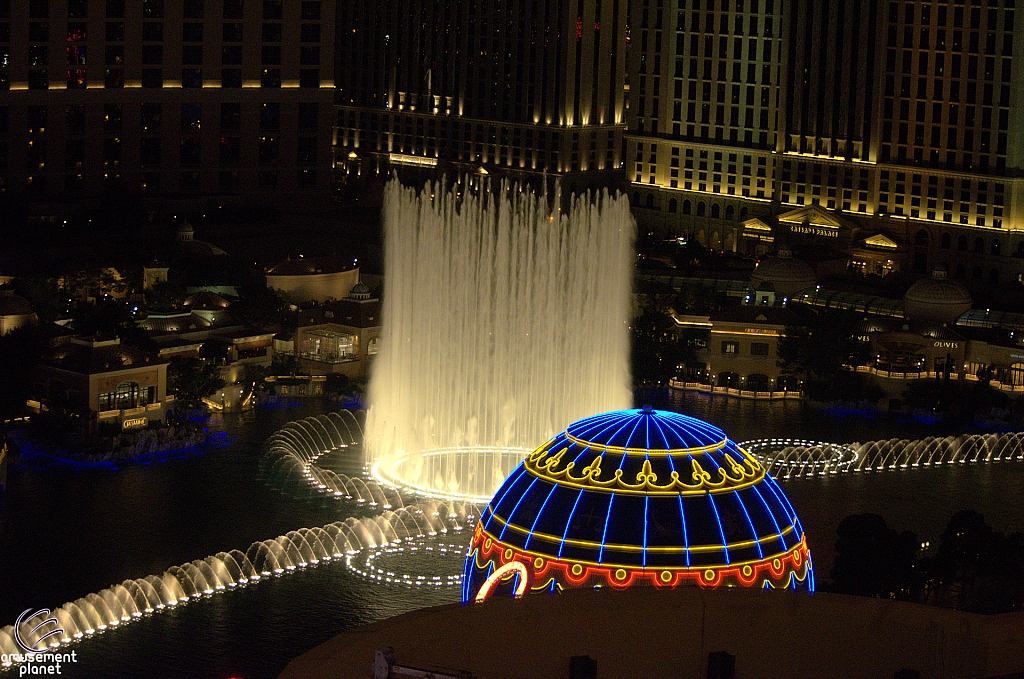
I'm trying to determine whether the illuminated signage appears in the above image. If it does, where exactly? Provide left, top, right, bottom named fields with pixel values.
left=933, top=341, right=960, bottom=349
left=388, top=153, right=438, bottom=167
left=791, top=225, right=839, bottom=238
left=122, top=417, right=148, bottom=430
left=742, top=328, right=779, bottom=336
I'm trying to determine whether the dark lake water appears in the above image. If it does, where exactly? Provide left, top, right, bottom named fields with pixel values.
left=1, top=393, right=1022, bottom=679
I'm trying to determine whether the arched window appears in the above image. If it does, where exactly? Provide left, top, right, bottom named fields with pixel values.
left=645, top=194, right=655, bottom=209
left=992, top=239, right=1001, bottom=256
left=711, top=203, right=721, bottom=218
left=725, top=205, right=735, bottom=220
left=101, top=381, right=143, bottom=411
left=697, top=202, right=706, bottom=216
left=958, top=235, right=968, bottom=251
left=682, top=199, right=691, bottom=215
left=975, top=237, right=985, bottom=253
left=740, top=207, right=748, bottom=219
left=631, top=191, right=640, bottom=207
left=941, top=233, right=951, bottom=249
left=669, top=198, right=678, bottom=213
left=915, top=229, right=929, bottom=246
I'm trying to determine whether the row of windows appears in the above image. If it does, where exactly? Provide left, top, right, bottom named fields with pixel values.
left=15, top=135, right=319, bottom=162
left=14, top=0, right=322, bottom=21
left=15, top=169, right=321, bottom=194
left=10, top=43, right=321, bottom=68
left=1, top=102, right=319, bottom=135
left=886, top=51, right=1011, bottom=84
left=3, top=20, right=321, bottom=44
left=887, top=25, right=1014, bottom=55
left=720, top=340, right=770, bottom=356
left=889, top=2, right=1015, bottom=32
left=4, top=67, right=321, bottom=90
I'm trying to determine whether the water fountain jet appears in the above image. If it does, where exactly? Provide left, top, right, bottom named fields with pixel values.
left=365, top=178, right=635, bottom=502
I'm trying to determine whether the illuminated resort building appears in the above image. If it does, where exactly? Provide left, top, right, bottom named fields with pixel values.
left=463, top=407, right=812, bottom=603
left=31, top=336, right=169, bottom=433
left=0, top=0, right=336, bottom=211
left=333, top=0, right=627, bottom=187
left=293, top=282, right=381, bottom=380
left=628, top=0, right=1024, bottom=287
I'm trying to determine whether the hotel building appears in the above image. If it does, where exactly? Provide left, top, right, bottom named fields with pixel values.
left=333, top=0, right=628, bottom=186
left=0, top=0, right=335, bottom=211
left=628, top=0, right=1024, bottom=284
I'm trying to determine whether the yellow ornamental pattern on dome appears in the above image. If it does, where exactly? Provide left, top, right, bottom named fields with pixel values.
left=525, top=445, right=766, bottom=495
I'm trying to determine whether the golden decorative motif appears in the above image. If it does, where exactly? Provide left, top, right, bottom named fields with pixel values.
left=524, top=444, right=766, bottom=495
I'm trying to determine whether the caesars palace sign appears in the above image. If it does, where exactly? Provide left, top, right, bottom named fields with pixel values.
left=790, top=224, right=839, bottom=238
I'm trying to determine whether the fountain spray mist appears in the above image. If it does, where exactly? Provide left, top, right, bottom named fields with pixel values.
left=366, top=178, right=635, bottom=501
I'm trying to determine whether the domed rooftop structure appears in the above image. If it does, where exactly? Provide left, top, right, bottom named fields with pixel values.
left=348, top=281, right=372, bottom=300
left=176, top=221, right=195, bottom=241
left=750, top=247, right=817, bottom=299
left=0, top=290, right=33, bottom=316
left=463, top=407, right=813, bottom=603
left=903, top=269, right=972, bottom=325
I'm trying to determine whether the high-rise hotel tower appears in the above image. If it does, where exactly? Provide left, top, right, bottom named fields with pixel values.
left=334, top=0, right=628, bottom=186
left=629, top=0, right=1024, bottom=282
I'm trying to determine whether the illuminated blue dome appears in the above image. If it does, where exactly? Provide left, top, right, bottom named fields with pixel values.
left=463, top=408, right=813, bottom=603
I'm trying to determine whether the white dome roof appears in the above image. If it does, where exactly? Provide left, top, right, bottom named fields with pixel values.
left=903, top=270, right=972, bottom=324
left=750, top=248, right=817, bottom=298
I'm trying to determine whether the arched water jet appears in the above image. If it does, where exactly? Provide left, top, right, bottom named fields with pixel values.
left=742, top=433, right=1024, bottom=478
left=0, top=500, right=477, bottom=671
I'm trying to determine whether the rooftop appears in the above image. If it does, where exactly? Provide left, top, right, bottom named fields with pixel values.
left=278, top=587, right=1024, bottom=679
left=43, top=338, right=167, bottom=375
left=266, top=255, right=357, bottom=277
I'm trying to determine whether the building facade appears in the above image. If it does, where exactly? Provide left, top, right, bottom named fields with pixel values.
left=333, top=0, right=628, bottom=187
left=705, top=304, right=802, bottom=392
left=627, top=0, right=1024, bottom=286
left=0, top=0, right=335, bottom=212
left=294, top=282, right=381, bottom=379
left=33, top=336, right=169, bottom=430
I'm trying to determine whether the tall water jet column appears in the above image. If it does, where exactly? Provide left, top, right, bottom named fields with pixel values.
left=366, top=178, right=635, bottom=502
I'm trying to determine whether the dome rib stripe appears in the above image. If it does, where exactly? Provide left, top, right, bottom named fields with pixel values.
left=762, top=478, right=800, bottom=535
left=651, top=416, right=671, bottom=449
left=664, top=451, right=691, bottom=567
left=642, top=494, right=650, bottom=568
left=557, top=488, right=586, bottom=559
left=678, top=494, right=690, bottom=567
left=623, top=416, right=645, bottom=450
left=499, top=476, right=540, bottom=542
left=524, top=483, right=559, bottom=551
left=483, top=466, right=531, bottom=534
left=750, top=484, right=789, bottom=551
left=598, top=494, right=616, bottom=563
left=734, top=491, right=765, bottom=560
left=706, top=493, right=731, bottom=566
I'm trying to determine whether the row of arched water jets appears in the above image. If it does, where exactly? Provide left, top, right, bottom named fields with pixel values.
left=0, top=412, right=477, bottom=668
left=260, top=410, right=406, bottom=507
left=743, top=432, right=1024, bottom=479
